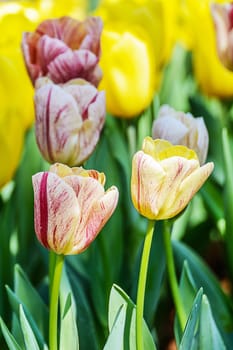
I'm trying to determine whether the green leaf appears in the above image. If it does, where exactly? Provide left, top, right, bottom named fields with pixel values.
left=0, top=317, right=22, bottom=350
left=59, top=266, right=79, bottom=350
left=6, top=286, right=46, bottom=349
left=14, top=265, right=48, bottom=340
left=104, top=304, right=126, bottom=350
left=105, top=284, right=157, bottom=350
left=175, top=260, right=197, bottom=345
left=179, top=288, right=203, bottom=350
left=173, top=240, right=233, bottom=348
left=199, top=295, right=226, bottom=350
left=19, top=305, right=40, bottom=350
left=65, top=263, right=100, bottom=350
left=222, top=128, right=233, bottom=276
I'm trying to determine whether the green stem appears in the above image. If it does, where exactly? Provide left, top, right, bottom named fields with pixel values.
left=163, top=221, right=186, bottom=331
left=49, top=253, right=64, bottom=350
left=136, top=220, right=155, bottom=350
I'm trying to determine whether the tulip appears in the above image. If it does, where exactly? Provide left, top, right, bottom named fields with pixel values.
left=211, top=2, right=233, bottom=71
left=32, top=163, right=119, bottom=255
left=184, top=0, right=233, bottom=98
left=34, top=77, right=105, bottom=166
left=95, top=0, right=177, bottom=117
left=22, top=16, right=103, bottom=86
left=131, top=137, right=214, bottom=220
left=152, top=105, right=209, bottom=165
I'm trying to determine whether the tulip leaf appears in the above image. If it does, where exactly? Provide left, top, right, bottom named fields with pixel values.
left=173, top=240, right=233, bottom=348
left=179, top=288, right=203, bottom=350
left=59, top=265, right=79, bottom=350
left=105, top=284, right=157, bottom=350
left=174, top=260, right=197, bottom=345
left=198, top=295, right=226, bottom=350
left=14, top=265, right=48, bottom=340
left=0, top=317, right=22, bottom=350
left=65, top=263, right=100, bottom=350
left=19, top=305, right=40, bottom=350
left=222, top=128, right=233, bottom=276
left=6, top=286, right=46, bottom=349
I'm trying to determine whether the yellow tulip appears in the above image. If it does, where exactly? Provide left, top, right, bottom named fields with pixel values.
left=131, top=137, right=214, bottom=220
left=184, top=0, right=233, bottom=98
left=95, top=0, right=177, bottom=117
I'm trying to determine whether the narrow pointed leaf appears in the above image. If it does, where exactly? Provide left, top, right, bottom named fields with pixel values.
left=0, top=318, right=22, bottom=350
left=179, top=288, right=203, bottom=350
left=19, top=305, right=40, bottom=350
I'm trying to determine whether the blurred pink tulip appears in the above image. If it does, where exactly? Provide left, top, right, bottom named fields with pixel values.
left=32, top=163, right=119, bottom=255
left=211, top=3, right=233, bottom=70
left=152, top=105, right=209, bottom=165
left=34, top=77, right=105, bottom=166
left=22, top=16, right=103, bottom=86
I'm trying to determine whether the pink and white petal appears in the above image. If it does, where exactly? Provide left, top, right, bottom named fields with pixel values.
left=35, top=82, right=82, bottom=163
left=32, top=172, right=80, bottom=254
left=79, top=17, right=103, bottom=57
left=47, top=49, right=98, bottom=84
left=131, top=151, right=166, bottom=219
left=22, top=32, right=42, bottom=83
left=70, top=185, right=119, bottom=254
left=37, top=35, right=69, bottom=74
left=152, top=116, right=188, bottom=144
left=158, top=162, right=214, bottom=219
left=64, top=82, right=99, bottom=120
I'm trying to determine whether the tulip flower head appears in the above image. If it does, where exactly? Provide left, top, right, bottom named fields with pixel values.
left=22, top=16, right=103, bottom=86
left=32, top=163, right=119, bottom=255
left=34, top=77, right=105, bottom=166
left=131, top=137, right=214, bottom=220
left=152, top=105, right=209, bottom=165
left=211, top=3, right=233, bottom=71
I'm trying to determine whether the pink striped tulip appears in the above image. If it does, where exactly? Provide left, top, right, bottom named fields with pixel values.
left=152, top=105, right=209, bottom=165
left=32, top=163, right=119, bottom=255
left=211, top=3, right=233, bottom=71
left=22, top=16, right=103, bottom=86
left=131, top=137, right=214, bottom=220
left=34, top=77, right=105, bottom=166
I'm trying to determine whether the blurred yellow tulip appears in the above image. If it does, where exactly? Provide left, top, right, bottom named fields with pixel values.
left=184, top=0, right=233, bottom=98
left=95, top=0, right=178, bottom=117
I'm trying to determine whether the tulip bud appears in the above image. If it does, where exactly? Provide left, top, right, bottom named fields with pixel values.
left=34, top=77, right=105, bottom=166
left=211, top=3, right=233, bottom=71
left=131, top=137, right=214, bottom=220
left=152, top=105, right=209, bottom=165
left=22, top=16, right=103, bottom=86
left=32, top=163, right=119, bottom=255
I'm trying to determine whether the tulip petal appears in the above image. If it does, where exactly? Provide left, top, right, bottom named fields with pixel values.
left=71, top=185, right=119, bottom=254
left=157, top=162, right=214, bottom=219
left=60, top=175, right=105, bottom=253
left=156, top=157, right=200, bottom=219
left=35, top=82, right=83, bottom=164
left=142, top=137, right=198, bottom=161
left=22, top=32, right=41, bottom=83
left=131, top=151, right=166, bottom=219
left=152, top=116, right=188, bottom=144
left=47, top=49, right=100, bottom=85
left=37, top=35, right=69, bottom=74
left=32, top=172, right=80, bottom=254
